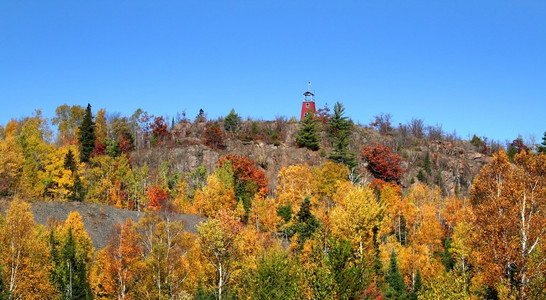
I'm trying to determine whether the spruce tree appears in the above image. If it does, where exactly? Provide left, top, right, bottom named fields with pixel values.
left=64, top=149, right=84, bottom=202
left=224, top=109, right=241, bottom=133
left=328, top=102, right=357, bottom=170
left=385, top=249, right=408, bottom=299
left=538, top=131, right=546, bottom=154
left=0, top=264, right=7, bottom=300
left=52, top=228, right=91, bottom=300
left=296, top=112, right=321, bottom=151
left=292, top=196, right=320, bottom=247
left=413, top=269, right=422, bottom=299
left=77, top=104, right=95, bottom=162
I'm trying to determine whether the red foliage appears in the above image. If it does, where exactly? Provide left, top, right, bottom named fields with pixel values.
left=146, top=185, right=171, bottom=211
left=510, top=137, right=529, bottom=154
left=150, top=116, right=169, bottom=144
left=359, top=283, right=384, bottom=300
left=316, top=104, right=331, bottom=125
left=119, top=136, right=134, bottom=154
left=217, top=154, right=269, bottom=194
left=204, top=122, right=226, bottom=150
left=361, top=144, right=404, bottom=183
left=91, top=139, right=106, bottom=157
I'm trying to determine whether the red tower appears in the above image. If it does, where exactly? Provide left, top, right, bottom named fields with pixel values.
left=300, top=88, right=317, bottom=120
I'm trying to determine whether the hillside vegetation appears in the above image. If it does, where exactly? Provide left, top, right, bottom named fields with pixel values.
left=0, top=103, right=545, bottom=299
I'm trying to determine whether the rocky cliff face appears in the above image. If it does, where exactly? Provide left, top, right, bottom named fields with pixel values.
left=131, top=121, right=490, bottom=197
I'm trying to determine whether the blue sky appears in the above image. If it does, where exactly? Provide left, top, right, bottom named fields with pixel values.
left=1, top=1, right=545, bottom=143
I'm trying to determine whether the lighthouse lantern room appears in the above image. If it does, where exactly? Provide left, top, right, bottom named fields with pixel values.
left=300, top=83, right=317, bottom=120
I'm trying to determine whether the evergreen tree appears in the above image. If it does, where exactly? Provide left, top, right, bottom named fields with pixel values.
left=63, top=149, right=84, bottom=202
left=328, top=102, right=357, bottom=170
left=224, top=109, right=242, bottom=133
left=296, top=112, right=321, bottom=151
left=195, top=279, right=215, bottom=300
left=292, top=196, right=320, bottom=247
left=51, top=228, right=91, bottom=300
left=413, top=269, right=422, bottom=298
left=385, top=249, right=409, bottom=299
left=442, top=238, right=455, bottom=271
left=250, top=252, right=302, bottom=299
left=0, top=264, right=8, bottom=300
left=77, top=104, right=95, bottom=162
left=327, top=238, right=365, bottom=299
left=538, top=131, right=546, bottom=154
left=63, top=149, right=77, bottom=173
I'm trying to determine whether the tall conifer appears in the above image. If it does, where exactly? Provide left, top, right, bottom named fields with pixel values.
left=328, top=102, right=356, bottom=169
left=296, top=113, right=321, bottom=151
left=78, top=104, right=95, bottom=162
left=385, top=249, right=408, bottom=299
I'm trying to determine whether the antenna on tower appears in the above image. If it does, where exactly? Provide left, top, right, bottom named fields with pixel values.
left=308, top=82, right=311, bottom=92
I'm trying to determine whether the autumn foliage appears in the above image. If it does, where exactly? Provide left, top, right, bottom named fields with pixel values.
left=217, top=154, right=269, bottom=195
left=146, top=185, right=171, bottom=211
left=204, top=122, right=226, bottom=149
left=361, top=144, right=404, bottom=183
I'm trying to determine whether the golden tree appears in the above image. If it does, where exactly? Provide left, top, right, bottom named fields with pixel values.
left=471, top=150, right=546, bottom=298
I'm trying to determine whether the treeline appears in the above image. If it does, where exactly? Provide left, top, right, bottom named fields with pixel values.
left=0, top=151, right=545, bottom=299
left=0, top=104, right=545, bottom=299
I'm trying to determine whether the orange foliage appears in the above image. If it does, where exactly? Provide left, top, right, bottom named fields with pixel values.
left=146, top=185, right=171, bottom=211
left=204, top=122, right=226, bottom=149
left=361, top=144, right=404, bottom=183
left=217, top=154, right=269, bottom=194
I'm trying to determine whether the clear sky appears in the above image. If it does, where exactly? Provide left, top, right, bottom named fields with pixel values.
left=1, top=1, right=545, bottom=144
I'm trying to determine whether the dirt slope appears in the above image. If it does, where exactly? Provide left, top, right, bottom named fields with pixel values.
left=0, top=200, right=202, bottom=249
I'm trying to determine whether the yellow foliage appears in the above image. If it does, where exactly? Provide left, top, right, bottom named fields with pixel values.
left=275, top=164, right=318, bottom=212
left=0, top=136, right=23, bottom=195
left=330, top=185, right=382, bottom=264
left=193, top=173, right=236, bottom=217
left=250, top=195, right=282, bottom=232
left=0, top=199, right=56, bottom=299
left=312, top=160, right=350, bottom=201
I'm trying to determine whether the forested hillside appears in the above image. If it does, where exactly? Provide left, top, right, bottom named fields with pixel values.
left=0, top=104, right=545, bottom=299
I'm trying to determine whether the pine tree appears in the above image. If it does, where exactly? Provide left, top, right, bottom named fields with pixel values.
left=328, top=102, right=356, bottom=170
left=538, top=131, right=546, bottom=154
left=292, top=196, right=320, bottom=247
left=0, top=264, right=8, bottom=300
left=413, top=269, right=422, bottom=297
left=296, top=112, right=321, bottom=151
left=64, top=149, right=77, bottom=173
left=385, top=249, right=408, bottom=299
left=63, top=149, right=84, bottom=202
left=52, top=228, right=91, bottom=300
left=224, top=109, right=241, bottom=133
left=78, top=104, right=95, bottom=162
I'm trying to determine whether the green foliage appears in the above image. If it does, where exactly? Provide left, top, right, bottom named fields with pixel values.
left=328, top=102, right=357, bottom=170
left=63, top=149, right=77, bottom=173
left=51, top=228, right=92, bottom=299
left=442, top=238, right=455, bottom=271
left=414, top=269, right=422, bottom=296
left=0, top=264, right=8, bottom=300
left=277, top=203, right=292, bottom=223
left=104, top=138, right=120, bottom=157
left=538, top=131, right=546, bottom=154
left=195, top=278, right=216, bottom=300
left=224, top=109, right=242, bottom=133
left=385, top=249, right=409, bottom=299
left=423, top=152, right=432, bottom=175
left=292, top=197, right=320, bottom=247
left=296, top=113, right=321, bottom=151
left=326, top=239, right=366, bottom=299
left=77, top=104, right=96, bottom=163
left=249, top=251, right=302, bottom=299
left=251, top=121, right=260, bottom=134
left=417, top=170, right=426, bottom=183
